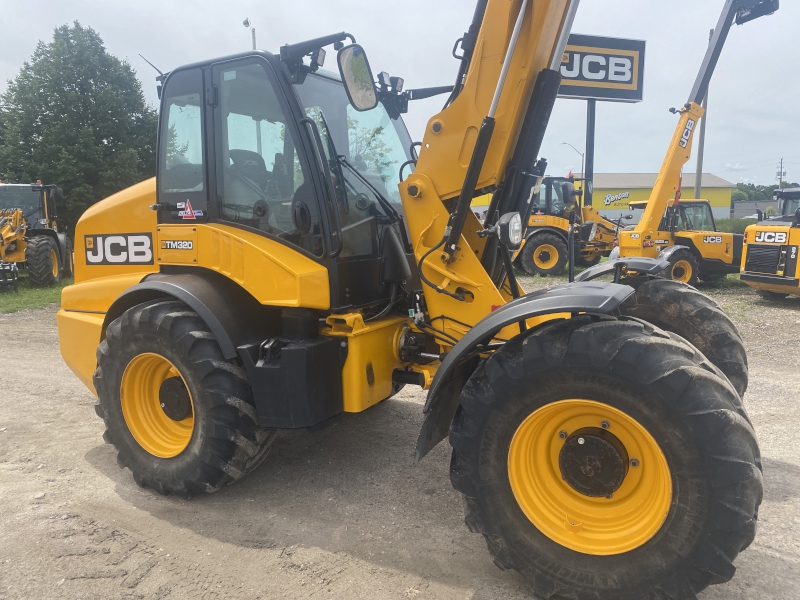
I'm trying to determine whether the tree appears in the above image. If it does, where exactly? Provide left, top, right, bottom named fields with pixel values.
left=0, top=22, right=157, bottom=233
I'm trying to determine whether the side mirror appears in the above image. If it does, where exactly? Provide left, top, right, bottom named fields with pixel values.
left=624, top=214, right=633, bottom=220
left=586, top=181, right=594, bottom=195
left=579, top=221, right=598, bottom=242
left=497, top=212, right=523, bottom=251
left=337, top=44, right=378, bottom=112
left=757, top=209, right=764, bottom=221
left=50, top=187, right=64, bottom=202
left=795, top=207, right=800, bottom=225
left=561, top=182, right=576, bottom=201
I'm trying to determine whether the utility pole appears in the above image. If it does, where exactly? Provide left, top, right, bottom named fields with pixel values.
left=585, top=99, right=596, bottom=207
left=694, top=28, right=713, bottom=200
left=777, top=158, right=786, bottom=190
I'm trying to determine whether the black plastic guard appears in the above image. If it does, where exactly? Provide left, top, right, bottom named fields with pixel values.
left=415, top=281, right=635, bottom=461
left=574, top=257, right=671, bottom=283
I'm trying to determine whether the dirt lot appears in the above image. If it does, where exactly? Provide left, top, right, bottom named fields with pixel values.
left=1, top=280, right=799, bottom=600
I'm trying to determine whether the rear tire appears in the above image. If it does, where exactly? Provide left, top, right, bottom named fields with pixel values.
left=664, top=249, right=699, bottom=286
left=449, top=316, right=762, bottom=600
left=619, top=277, right=748, bottom=397
left=94, top=299, right=275, bottom=496
left=519, top=233, right=567, bottom=276
left=26, top=236, right=60, bottom=287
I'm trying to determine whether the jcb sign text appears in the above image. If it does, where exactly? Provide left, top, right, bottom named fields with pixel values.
left=558, top=34, right=646, bottom=103
left=85, top=234, right=154, bottom=265
left=754, top=231, right=788, bottom=244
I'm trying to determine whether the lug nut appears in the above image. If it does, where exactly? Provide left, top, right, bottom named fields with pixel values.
left=559, top=430, right=568, bottom=440
left=578, top=437, right=585, bottom=445
left=631, top=458, right=640, bottom=467
left=601, top=420, right=610, bottom=429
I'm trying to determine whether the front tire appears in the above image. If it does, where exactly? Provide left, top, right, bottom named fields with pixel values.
left=664, top=249, right=699, bottom=286
left=26, top=236, right=60, bottom=287
left=449, top=316, right=761, bottom=600
left=94, top=299, right=275, bottom=496
left=519, top=233, right=568, bottom=276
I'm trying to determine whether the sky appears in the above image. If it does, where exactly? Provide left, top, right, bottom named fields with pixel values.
left=1, top=0, right=796, bottom=186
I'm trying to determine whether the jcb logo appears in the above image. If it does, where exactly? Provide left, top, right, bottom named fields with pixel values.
left=161, top=240, right=193, bottom=250
left=703, top=236, right=723, bottom=244
left=85, top=234, right=153, bottom=265
left=679, top=119, right=696, bottom=149
left=754, top=231, right=788, bottom=244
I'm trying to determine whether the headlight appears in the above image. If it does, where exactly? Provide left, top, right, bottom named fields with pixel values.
left=498, top=212, right=523, bottom=250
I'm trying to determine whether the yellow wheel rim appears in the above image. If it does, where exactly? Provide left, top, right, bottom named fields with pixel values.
left=120, top=353, right=195, bottom=458
left=50, top=248, right=59, bottom=278
left=671, top=260, right=693, bottom=283
left=508, top=399, right=672, bottom=555
left=533, top=244, right=559, bottom=270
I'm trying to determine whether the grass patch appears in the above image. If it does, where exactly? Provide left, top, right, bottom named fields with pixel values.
left=715, top=218, right=757, bottom=234
left=0, top=271, right=72, bottom=314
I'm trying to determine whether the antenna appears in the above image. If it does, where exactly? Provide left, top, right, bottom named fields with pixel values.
left=139, top=54, right=166, bottom=82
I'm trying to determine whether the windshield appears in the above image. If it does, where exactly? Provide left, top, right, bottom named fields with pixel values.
left=0, top=187, right=41, bottom=215
left=294, top=73, right=413, bottom=210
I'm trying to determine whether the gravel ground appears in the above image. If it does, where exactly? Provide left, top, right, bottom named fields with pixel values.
left=1, top=279, right=798, bottom=600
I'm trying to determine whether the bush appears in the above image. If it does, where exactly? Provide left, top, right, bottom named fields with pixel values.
left=715, top=218, right=757, bottom=234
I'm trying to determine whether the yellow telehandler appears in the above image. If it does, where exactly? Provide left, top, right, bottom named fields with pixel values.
left=58, top=1, right=770, bottom=597
left=604, top=1, right=779, bottom=287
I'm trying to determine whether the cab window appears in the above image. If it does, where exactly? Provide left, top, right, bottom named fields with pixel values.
left=158, top=69, right=207, bottom=217
left=679, top=204, right=715, bottom=231
left=216, top=61, right=323, bottom=257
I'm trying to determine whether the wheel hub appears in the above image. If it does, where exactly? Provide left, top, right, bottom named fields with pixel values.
left=159, top=377, right=192, bottom=421
left=558, top=428, right=629, bottom=497
left=538, top=250, right=552, bottom=262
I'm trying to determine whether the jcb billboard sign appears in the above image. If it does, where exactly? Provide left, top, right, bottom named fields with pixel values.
left=558, top=34, right=646, bottom=103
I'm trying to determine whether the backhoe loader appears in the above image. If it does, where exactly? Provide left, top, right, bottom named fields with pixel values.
left=517, top=175, right=621, bottom=275
left=608, top=1, right=778, bottom=288
left=0, top=182, right=73, bottom=288
left=58, top=1, right=768, bottom=598
left=740, top=186, right=800, bottom=298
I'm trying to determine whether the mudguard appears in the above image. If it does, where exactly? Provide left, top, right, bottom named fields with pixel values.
left=415, top=281, right=636, bottom=461
left=525, top=226, right=567, bottom=243
left=657, top=244, right=692, bottom=261
left=575, top=257, right=670, bottom=282
left=104, top=270, right=280, bottom=359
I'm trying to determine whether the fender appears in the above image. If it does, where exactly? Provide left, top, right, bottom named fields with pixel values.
left=575, top=257, right=670, bottom=282
left=28, top=229, right=69, bottom=269
left=657, top=244, right=692, bottom=261
left=415, top=281, right=635, bottom=461
left=104, top=270, right=280, bottom=359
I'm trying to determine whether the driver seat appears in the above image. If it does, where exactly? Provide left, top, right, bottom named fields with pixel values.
left=229, top=149, right=270, bottom=190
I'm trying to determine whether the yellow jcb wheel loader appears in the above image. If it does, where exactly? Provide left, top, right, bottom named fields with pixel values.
left=517, top=176, right=622, bottom=275
left=0, top=182, right=73, bottom=288
left=739, top=187, right=800, bottom=299
left=57, top=1, right=770, bottom=598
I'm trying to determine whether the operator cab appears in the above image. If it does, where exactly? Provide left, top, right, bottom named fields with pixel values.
left=771, top=188, right=800, bottom=224
left=0, top=183, right=61, bottom=229
left=629, top=199, right=718, bottom=233
left=155, top=36, right=417, bottom=311
left=529, top=177, right=583, bottom=220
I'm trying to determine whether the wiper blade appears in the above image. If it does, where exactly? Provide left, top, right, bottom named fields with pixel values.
left=338, top=156, right=399, bottom=221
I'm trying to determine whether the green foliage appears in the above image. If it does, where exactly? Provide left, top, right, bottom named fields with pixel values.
left=734, top=182, right=800, bottom=203
left=348, top=117, right=393, bottom=178
left=0, top=272, right=71, bottom=314
left=765, top=205, right=777, bottom=217
left=715, top=218, right=757, bottom=234
left=0, top=22, right=157, bottom=233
